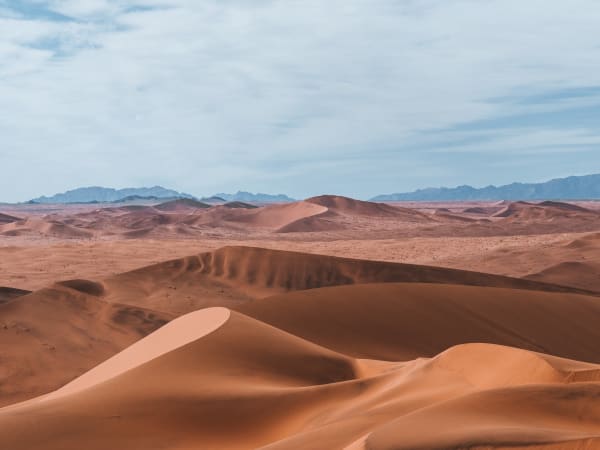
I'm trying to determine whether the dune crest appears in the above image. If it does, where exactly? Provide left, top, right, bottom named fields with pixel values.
left=2, top=306, right=600, bottom=450
left=45, top=307, right=230, bottom=400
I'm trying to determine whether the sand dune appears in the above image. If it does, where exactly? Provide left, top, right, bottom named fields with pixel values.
left=495, top=201, right=599, bottom=221
left=0, top=217, right=93, bottom=238
left=526, top=261, right=600, bottom=293
left=434, top=231, right=600, bottom=292
left=223, top=201, right=258, bottom=209
left=154, top=198, right=211, bottom=211
left=306, top=195, right=426, bottom=219
left=2, top=245, right=594, bottom=407
left=3, top=197, right=599, bottom=239
left=2, top=303, right=600, bottom=449
left=228, top=201, right=329, bottom=229
left=3, top=235, right=600, bottom=449
left=238, top=282, right=600, bottom=362
left=432, top=208, right=478, bottom=222
left=0, top=212, right=20, bottom=224
left=98, top=246, right=594, bottom=315
left=0, top=284, right=171, bottom=406
left=303, top=195, right=433, bottom=229
left=463, top=205, right=504, bottom=215
left=0, top=286, right=30, bottom=304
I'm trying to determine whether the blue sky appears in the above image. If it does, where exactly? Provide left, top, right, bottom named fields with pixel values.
left=1, top=0, right=599, bottom=202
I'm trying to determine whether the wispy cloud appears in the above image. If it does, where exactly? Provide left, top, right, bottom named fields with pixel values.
left=1, top=0, right=599, bottom=201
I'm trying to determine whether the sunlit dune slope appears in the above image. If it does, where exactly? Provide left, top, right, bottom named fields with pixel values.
left=2, top=245, right=598, bottom=408
left=2, top=305, right=600, bottom=450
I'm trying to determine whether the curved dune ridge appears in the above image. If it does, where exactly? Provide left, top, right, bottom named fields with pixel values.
left=494, top=201, right=599, bottom=221
left=526, top=261, right=600, bottom=293
left=238, top=282, right=600, bottom=362
left=3, top=246, right=600, bottom=448
left=4, top=245, right=598, bottom=409
left=306, top=195, right=426, bottom=218
left=45, top=307, right=231, bottom=400
left=227, top=200, right=329, bottom=229
left=103, top=246, right=597, bottom=315
left=2, top=304, right=600, bottom=449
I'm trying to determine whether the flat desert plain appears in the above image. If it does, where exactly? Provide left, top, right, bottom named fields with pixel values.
left=1, top=195, right=600, bottom=449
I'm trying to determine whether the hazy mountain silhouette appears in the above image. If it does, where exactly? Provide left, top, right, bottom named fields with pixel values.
left=30, top=186, right=195, bottom=204
left=372, top=174, right=600, bottom=201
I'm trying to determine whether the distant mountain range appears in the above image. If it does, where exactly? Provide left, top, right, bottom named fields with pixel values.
left=30, top=186, right=195, bottom=204
left=371, top=174, right=600, bottom=201
left=28, top=187, right=295, bottom=204
left=214, top=191, right=295, bottom=203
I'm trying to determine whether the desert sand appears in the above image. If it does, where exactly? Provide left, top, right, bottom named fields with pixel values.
left=1, top=196, right=600, bottom=449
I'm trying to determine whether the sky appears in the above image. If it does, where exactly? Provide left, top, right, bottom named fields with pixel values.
left=1, top=0, right=600, bottom=202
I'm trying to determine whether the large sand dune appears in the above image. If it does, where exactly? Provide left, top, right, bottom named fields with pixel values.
left=2, top=302, right=600, bottom=449
left=1, top=245, right=596, bottom=407
left=0, top=212, right=20, bottom=224
left=2, top=207, right=600, bottom=450
left=238, top=282, right=600, bottom=362
left=0, top=283, right=172, bottom=406
left=99, top=246, right=593, bottom=315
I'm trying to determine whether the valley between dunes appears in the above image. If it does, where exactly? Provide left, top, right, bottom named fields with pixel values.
left=1, top=197, right=600, bottom=449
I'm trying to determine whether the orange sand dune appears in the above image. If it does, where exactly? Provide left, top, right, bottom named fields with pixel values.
left=1, top=304, right=600, bottom=450
left=226, top=201, right=329, bottom=229
left=0, top=283, right=172, bottom=406
left=3, top=243, right=600, bottom=449
left=99, top=246, right=594, bottom=315
left=238, top=282, right=600, bottom=362
left=306, top=195, right=429, bottom=220
left=495, top=201, right=599, bottom=220
left=0, top=212, right=20, bottom=224
left=435, top=231, right=600, bottom=292
left=526, top=261, right=600, bottom=292
left=0, top=217, right=93, bottom=238
left=0, top=245, right=597, bottom=406
left=0, top=286, right=30, bottom=304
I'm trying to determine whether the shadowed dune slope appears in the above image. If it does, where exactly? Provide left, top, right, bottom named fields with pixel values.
left=154, top=198, right=211, bottom=211
left=526, top=261, right=600, bottom=293
left=2, top=306, right=600, bottom=450
left=224, top=201, right=258, bottom=209
left=0, top=212, right=21, bottom=224
left=0, top=285, right=172, bottom=407
left=0, top=286, right=31, bottom=304
left=238, top=282, right=600, bottom=362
